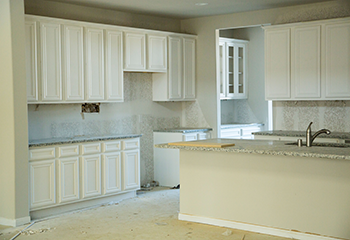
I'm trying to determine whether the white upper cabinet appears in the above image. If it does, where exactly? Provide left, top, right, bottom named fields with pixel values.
left=183, top=37, right=196, bottom=99
left=25, top=20, right=38, bottom=102
left=264, top=17, right=350, bottom=101
left=219, top=38, right=248, bottom=99
left=324, top=21, right=350, bottom=98
left=85, top=27, right=105, bottom=101
left=152, top=35, right=196, bottom=101
left=292, top=25, right=321, bottom=98
left=62, top=24, right=84, bottom=101
left=147, top=34, right=167, bottom=72
left=105, top=29, right=123, bottom=101
left=124, top=32, right=146, bottom=71
left=265, top=28, right=291, bottom=100
left=40, top=22, right=62, bottom=101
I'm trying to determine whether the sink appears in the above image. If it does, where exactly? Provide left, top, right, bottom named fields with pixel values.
left=285, top=142, right=350, bottom=148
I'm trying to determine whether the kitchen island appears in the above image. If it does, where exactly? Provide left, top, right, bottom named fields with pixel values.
left=156, top=139, right=350, bottom=240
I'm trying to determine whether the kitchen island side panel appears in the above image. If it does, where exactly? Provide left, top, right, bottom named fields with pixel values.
left=179, top=150, right=350, bottom=240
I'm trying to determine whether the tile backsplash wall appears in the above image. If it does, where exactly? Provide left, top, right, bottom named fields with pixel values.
left=28, top=73, right=182, bottom=186
left=274, top=101, right=350, bottom=132
left=221, top=99, right=259, bottom=124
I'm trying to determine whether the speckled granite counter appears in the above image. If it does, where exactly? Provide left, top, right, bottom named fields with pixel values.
left=153, top=128, right=212, bottom=133
left=29, top=134, right=142, bottom=147
left=155, top=138, right=350, bottom=160
left=253, top=130, right=350, bottom=139
left=221, top=123, right=263, bottom=129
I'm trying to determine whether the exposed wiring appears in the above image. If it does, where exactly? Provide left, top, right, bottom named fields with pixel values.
left=10, top=221, right=36, bottom=240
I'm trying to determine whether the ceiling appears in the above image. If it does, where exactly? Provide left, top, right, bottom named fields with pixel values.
left=45, top=0, right=335, bottom=19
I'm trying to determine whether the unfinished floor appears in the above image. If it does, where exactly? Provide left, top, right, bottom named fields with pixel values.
left=0, top=188, right=291, bottom=240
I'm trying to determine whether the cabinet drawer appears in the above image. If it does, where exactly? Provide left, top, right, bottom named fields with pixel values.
left=81, top=143, right=101, bottom=155
left=58, top=145, right=79, bottom=157
left=221, top=129, right=241, bottom=138
left=29, top=147, right=55, bottom=160
left=122, top=139, right=139, bottom=150
left=197, top=132, right=211, bottom=140
left=183, top=133, right=198, bottom=142
left=241, top=127, right=261, bottom=137
left=102, top=141, right=121, bottom=152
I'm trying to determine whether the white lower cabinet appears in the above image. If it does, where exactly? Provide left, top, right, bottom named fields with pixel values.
left=220, top=126, right=262, bottom=139
left=122, top=150, right=140, bottom=191
left=29, top=160, right=56, bottom=209
left=29, top=138, right=140, bottom=211
left=102, top=152, right=122, bottom=194
left=58, top=157, right=80, bottom=203
left=81, top=155, right=102, bottom=198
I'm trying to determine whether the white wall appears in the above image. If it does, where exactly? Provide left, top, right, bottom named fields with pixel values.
left=0, top=0, right=30, bottom=226
left=180, top=1, right=350, bottom=136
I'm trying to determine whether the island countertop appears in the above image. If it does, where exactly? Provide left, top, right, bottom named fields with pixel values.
left=155, top=138, right=350, bottom=160
left=253, top=130, right=350, bottom=139
left=29, top=134, right=142, bottom=148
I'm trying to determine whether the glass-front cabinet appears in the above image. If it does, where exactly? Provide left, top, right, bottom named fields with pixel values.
left=219, top=38, right=248, bottom=99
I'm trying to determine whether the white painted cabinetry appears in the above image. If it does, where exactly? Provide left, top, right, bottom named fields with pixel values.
left=124, top=32, right=146, bottom=70
left=221, top=125, right=262, bottom=139
left=219, top=38, right=248, bottom=99
left=152, top=36, right=196, bottom=101
left=40, top=22, right=62, bottom=101
left=29, top=137, right=140, bottom=211
left=147, top=34, right=167, bottom=71
left=153, top=130, right=211, bottom=187
left=264, top=17, right=350, bottom=100
left=25, top=20, right=38, bottom=102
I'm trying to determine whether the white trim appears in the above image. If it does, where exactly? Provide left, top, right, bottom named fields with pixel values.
left=0, top=216, right=31, bottom=227
left=178, top=213, right=342, bottom=240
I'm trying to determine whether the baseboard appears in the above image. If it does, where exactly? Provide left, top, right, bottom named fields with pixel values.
left=178, top=213, right=343, bottom=240
left=0, top=216, right=31, bottom=227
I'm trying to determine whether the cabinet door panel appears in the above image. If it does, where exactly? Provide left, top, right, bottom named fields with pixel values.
left=124, top=33, right=146, bottom=70
left=63, top=25, right=84, bottom=101
left=293, top=26, right=321, bottom=98
left=103, top=153, right=121, bottom=194
left=81, top=155, right=101, bottom=198
left=58, top=157, right=80, bottom=203
left=25, top=20, right=38, bottom=102
left=183, top=38, right=196, bottom=99
left=265, top=28, right=291, bottom=99
left=325, top=22, right=350, bottom=98
left=148, top=35, right=167, bottom=71
left=122, top=150, right=140, bottom=191
left=30, top=160, right=56, bottom=209
left=40, top=22, right=62, bottom=101
left=106, top=30, right=123, bottom=101
left=85, top=27, right=104, bottom=101
left=168, top=36, right=182, bottom=100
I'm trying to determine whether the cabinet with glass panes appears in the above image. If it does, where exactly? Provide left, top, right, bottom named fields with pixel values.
left=219, top=38, right=248, bottom=99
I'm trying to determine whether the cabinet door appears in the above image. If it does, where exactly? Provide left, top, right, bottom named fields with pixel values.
left=168, top=36, right=183, bottom=100
left=63, top=25, right=84, bottom=101
left=293, top=25, right=321, bottom=98
left=105, top=30, right=123, bottom=101
left=29, top=160, right=56, bottom=209
left=81, top=155, right=101, bottom=198
left=103, top=153, right=121, bottom=194
left=124, top=32, right=146, bottom=70
left=325, top=22, right=350, bottom=98
left=58, top=157, right=80, bottom=203
left=265, top=28, right=291, bottom=99
left=122, top=150, right=140, bottom=191
left=85, top=27, right=104, bottom=101
left=25, top=20, right=38, bottom=102
left=147, top=34, right=167, bottom=71
left=219, top=41, right=226, bottom=98
left=226, top=42, right=235, bottom=98
left=40, top=22, right=62, bottom=101
left=234, top=42, right=247, bottom=99
left=183, top=37, right=196, bottom=99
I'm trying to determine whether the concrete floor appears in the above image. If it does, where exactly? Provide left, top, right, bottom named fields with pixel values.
left=0, top=187, right=291, bottom=240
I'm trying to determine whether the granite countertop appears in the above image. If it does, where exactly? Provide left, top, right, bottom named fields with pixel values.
left=253, top=130, right=350, bottom=139
left=155, top=138, right=350, bottom=160
left=221, top=123, right=264, bottom=129
left=153, top=128, right=213, bottom=133
left=29, top=134, right=142, bottom=148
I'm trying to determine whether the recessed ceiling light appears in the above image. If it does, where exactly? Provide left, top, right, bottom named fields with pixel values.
left=195, top=2, right=208, bottom=6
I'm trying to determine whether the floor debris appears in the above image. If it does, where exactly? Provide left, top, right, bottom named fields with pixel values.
left=241, top=234, right=246, bottom=240
left=222, top=229, right=232, bottom=236
left=155, top=222, right=168, bottom=226
left=21, top=228, right=55, bottom=236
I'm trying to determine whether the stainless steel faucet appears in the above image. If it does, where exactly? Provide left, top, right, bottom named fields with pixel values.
left=306, top=122, right=331, bottom=147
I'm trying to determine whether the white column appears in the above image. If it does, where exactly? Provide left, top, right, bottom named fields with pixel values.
left=0, top=0, right=30, bottom=227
